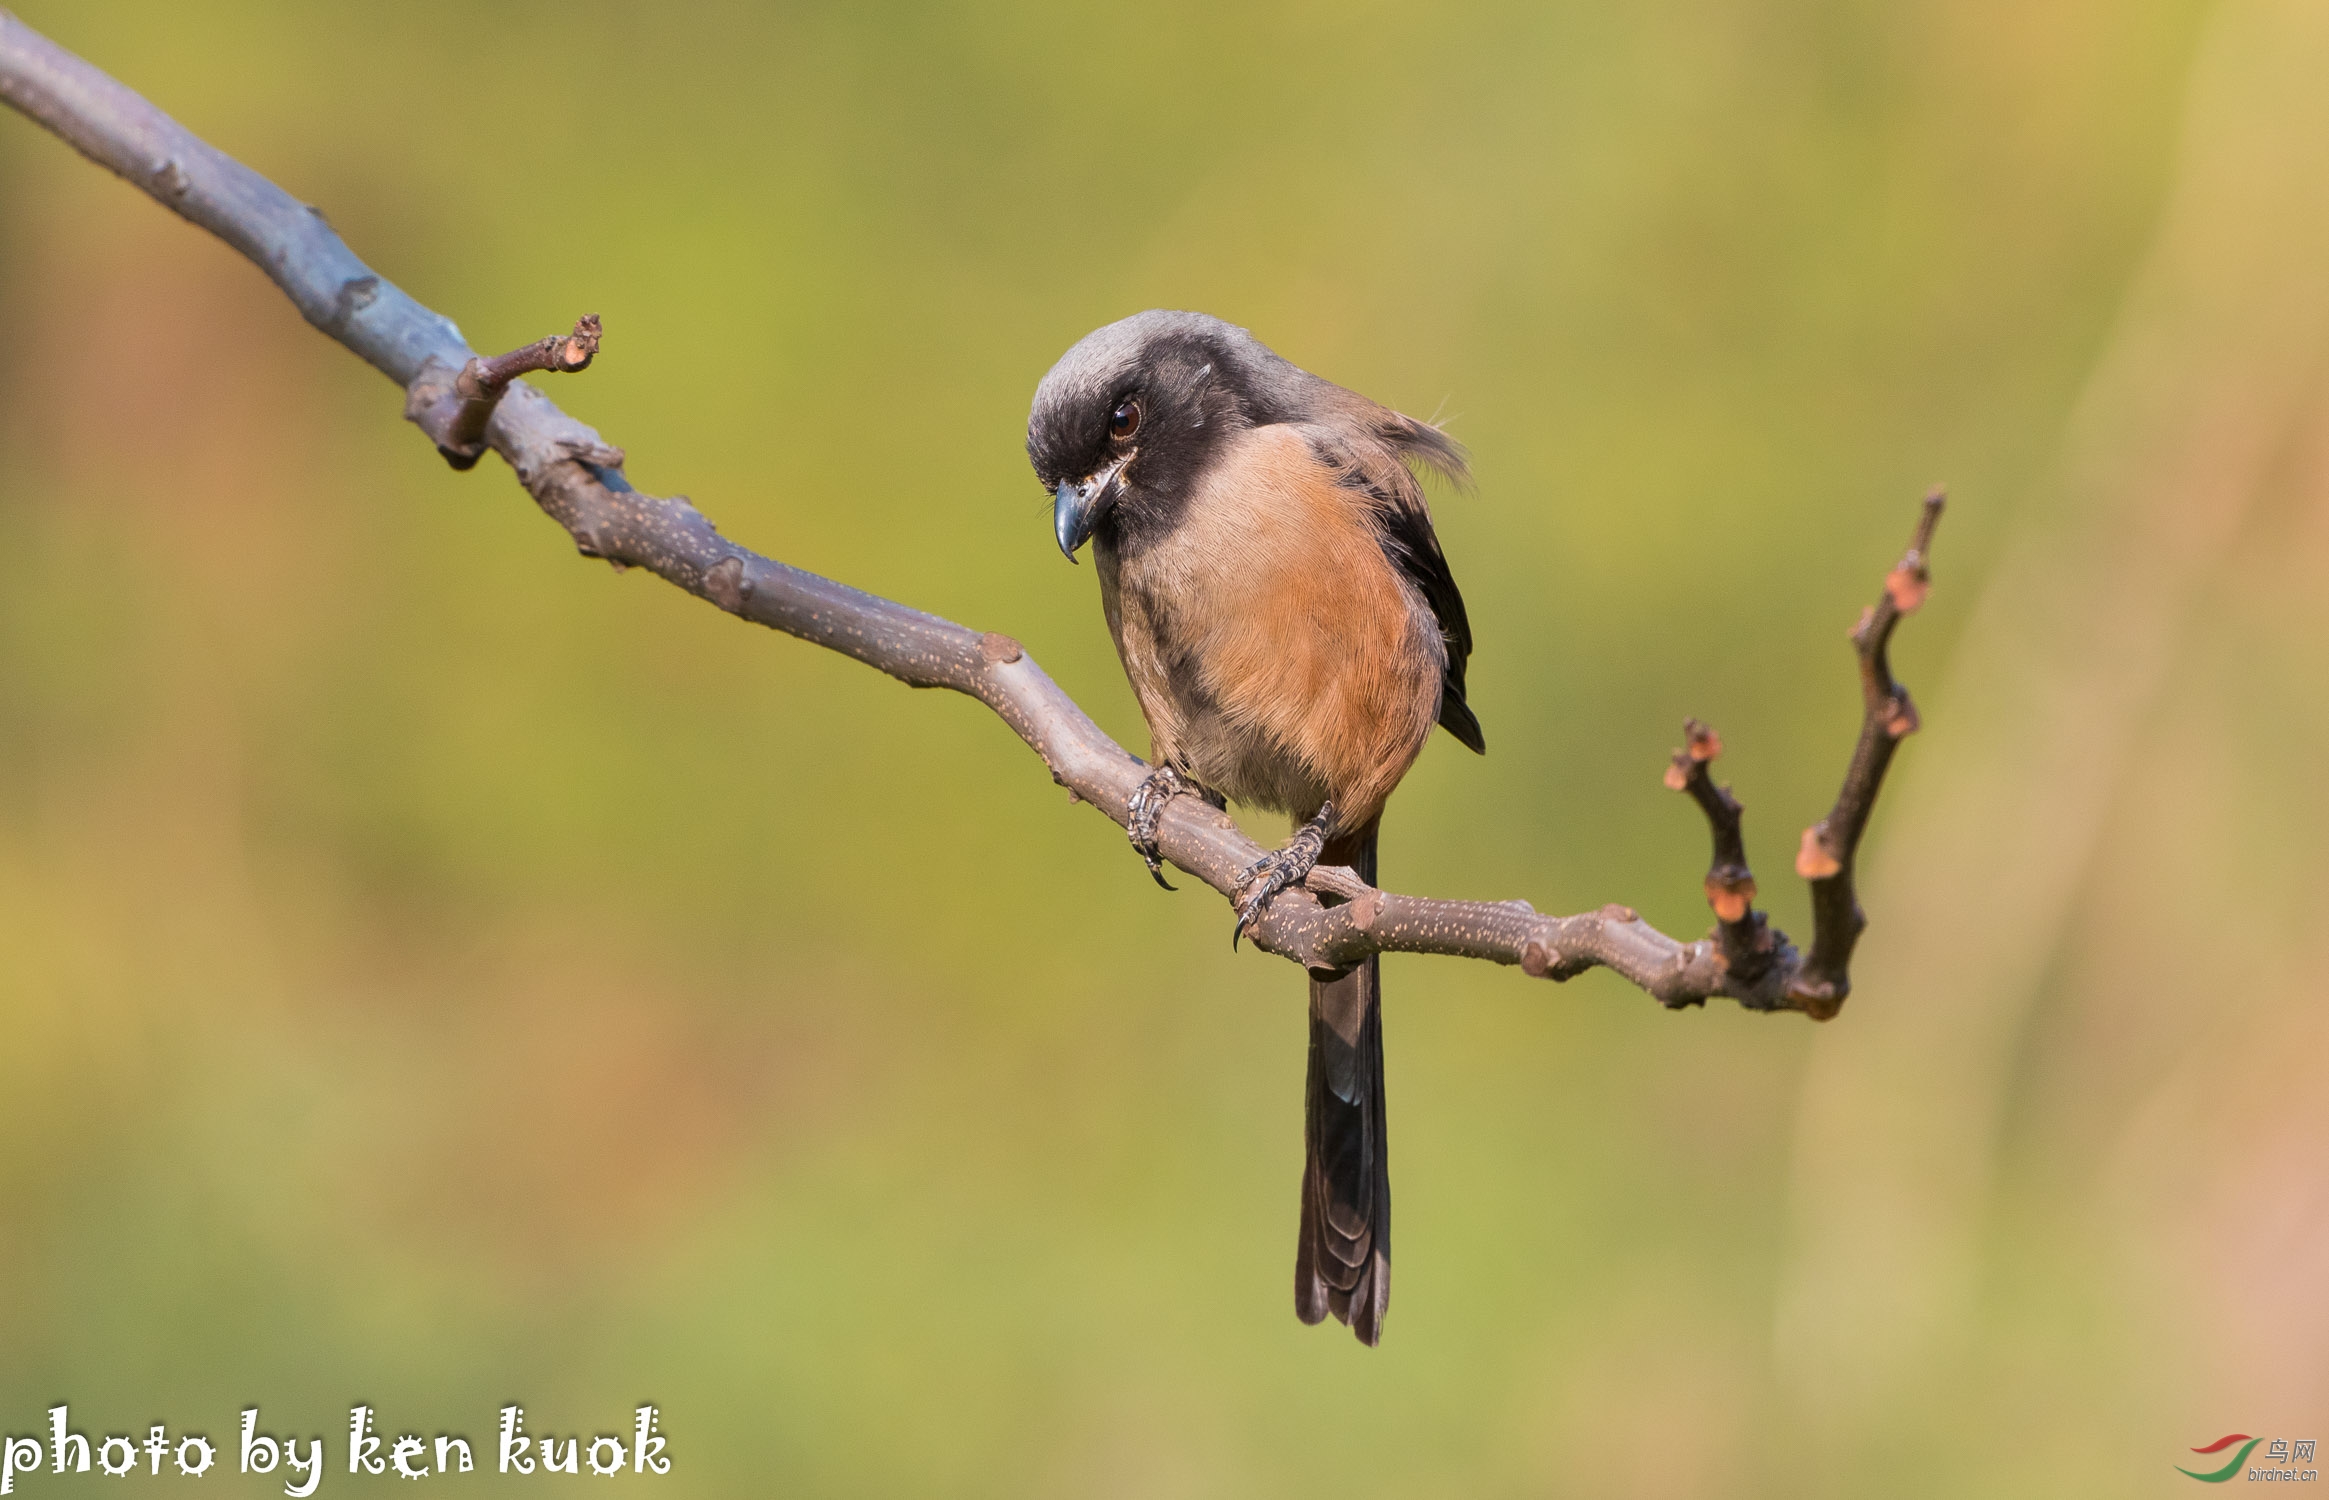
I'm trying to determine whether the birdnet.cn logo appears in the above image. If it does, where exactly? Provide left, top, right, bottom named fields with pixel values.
left=2180, top=1434, right=2318, bottom=1484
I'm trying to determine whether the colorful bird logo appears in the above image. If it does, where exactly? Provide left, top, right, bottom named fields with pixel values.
left=2180, top=1434, right=2262, bottom=1483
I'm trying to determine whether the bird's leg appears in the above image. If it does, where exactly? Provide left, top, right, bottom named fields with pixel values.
left=1234, top=801, right=1336, bottom=946
left=1126, top=763, right=1207, bottom=890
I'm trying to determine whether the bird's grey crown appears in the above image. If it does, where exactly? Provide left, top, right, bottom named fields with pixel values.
left=1025, top=309, right=1317, bottom=485
left=1034, top=309, right=1277, bottom=408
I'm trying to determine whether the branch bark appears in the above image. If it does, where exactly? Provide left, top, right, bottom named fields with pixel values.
left=0, top=11, right=1937, bottom=1017
left=416, top=313, right=603, bottom=468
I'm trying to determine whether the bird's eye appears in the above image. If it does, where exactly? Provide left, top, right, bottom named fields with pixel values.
left=1109, top=398, right=1141, bottom=440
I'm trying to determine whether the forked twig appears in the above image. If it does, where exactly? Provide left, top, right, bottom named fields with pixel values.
left=1656, top=493, right=1944, bottom=1017
left=414, top=314, right=604, bottom=468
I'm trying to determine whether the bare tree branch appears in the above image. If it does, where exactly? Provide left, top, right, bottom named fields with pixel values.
left=0, top=12, right=1938, bottom=1017
left=416, top=313, right=604, bottom=469
left=1788, top=489, right=1945, bottom=1014
left=1665, top=719, right=1787, bottom=992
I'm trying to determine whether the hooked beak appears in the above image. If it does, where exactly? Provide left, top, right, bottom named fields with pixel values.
left=1052, top=456, right=1129, bottom=562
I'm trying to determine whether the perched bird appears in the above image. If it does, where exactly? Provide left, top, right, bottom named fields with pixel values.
left=1027, top=310, right=1484, bottom=1345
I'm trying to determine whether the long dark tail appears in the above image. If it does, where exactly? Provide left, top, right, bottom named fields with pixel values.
left=1295, top=818, right=1389, bottom=1345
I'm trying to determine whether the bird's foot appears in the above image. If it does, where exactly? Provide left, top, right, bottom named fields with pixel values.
left=1234, top=802, right=1335, bottom=947
left=1127, top=764, right=1203, bottom=890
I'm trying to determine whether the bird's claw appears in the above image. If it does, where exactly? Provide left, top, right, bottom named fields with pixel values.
left=1126, top=764, right=1197, bottom=890
left=1232, top=803, right=1334, bottom=948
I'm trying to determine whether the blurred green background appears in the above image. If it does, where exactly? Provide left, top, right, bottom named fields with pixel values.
left=3, top=0, right=2324, bottom=1494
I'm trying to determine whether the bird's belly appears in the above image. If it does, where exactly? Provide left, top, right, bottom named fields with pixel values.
left=1170, top=696, right=1330, bottom=818
left=1101, top=425, right=1445, bottom=827
left=1116, top=561, right=1432, bottom=823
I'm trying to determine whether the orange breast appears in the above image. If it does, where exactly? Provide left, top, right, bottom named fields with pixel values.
left=1111, top=423, right=1443, bottom=826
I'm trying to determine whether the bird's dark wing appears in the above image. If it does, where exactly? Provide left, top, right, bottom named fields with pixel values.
left=1299, top=418, right=1486, bottom=754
